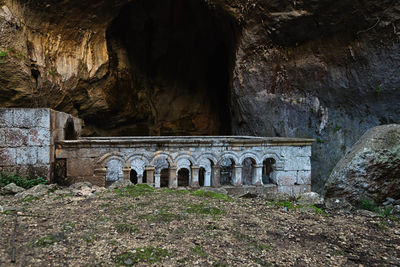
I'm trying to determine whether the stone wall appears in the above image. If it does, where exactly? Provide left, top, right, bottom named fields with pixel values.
left=0, top=108, right=82, bottom=180
left=56, top=137, right=313, bottom=196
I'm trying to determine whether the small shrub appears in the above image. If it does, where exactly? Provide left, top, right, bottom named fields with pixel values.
left=192, top=190, right=232, bottom=202
left=359, top=199, right=379, bottom=212
left=0, top=172, right=48, bottom=189
left=0, top=51, right=7, bottom=57
left=114, top=247, right=170, bottom=265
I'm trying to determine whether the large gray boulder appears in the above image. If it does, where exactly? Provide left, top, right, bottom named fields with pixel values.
left=2, top=183, right=25, bottom=195
left=325, top=124, right=400, bottom=204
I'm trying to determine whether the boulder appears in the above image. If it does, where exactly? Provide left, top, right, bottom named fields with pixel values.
left=297, top=192, right=324, bottom=205
left=69, top=182, right=92, bottom=190
left=15, top=184, right=49, bottom=198
left=324, top=198, right=353, bottom=211
left=325, top=124, right=400, bottom=204
left=2, top=183, right=25, bottom=195
left=108, top=179, right=133, bottom=189
left=391, top=205, right=400, bottom=215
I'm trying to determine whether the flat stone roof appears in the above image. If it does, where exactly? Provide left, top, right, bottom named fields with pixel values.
left=57, top=136, right=315, bottom=147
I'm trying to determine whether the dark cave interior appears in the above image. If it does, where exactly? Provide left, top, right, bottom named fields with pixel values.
left=105, top=0, right=239, bottom=135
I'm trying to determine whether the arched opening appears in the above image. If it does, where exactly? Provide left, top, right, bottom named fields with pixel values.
left=262, top=158, right=276, bottom=184
left=242, top=158, right=256, bottom=185
left=220, top=158, right=234, bottom=186
left=142, top=171, right=147, bottom=184
left=105, top=159, right=123, bottom=187
left=105, top=0, right=239, bottom=135
left=64, top=117, right=77, bottom=140
left=199, top=167, right=206, bottom=187
left=130, top=169, right=138, bottom=184
left=178, top=168, right=190, bottom=187
left=160, top=169, right=169, bottom=187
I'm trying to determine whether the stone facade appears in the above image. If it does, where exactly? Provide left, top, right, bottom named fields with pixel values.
left=0, top=108, right=314, bottom=196
left=0, top=108, right=82, bottom=179
left=56, top=136, right=314, bottom=195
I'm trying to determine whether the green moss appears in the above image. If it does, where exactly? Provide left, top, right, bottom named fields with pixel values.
left=359, top=199, right=379, bottom=212
left=114, top=184, right=154, bottom=198
left=21, top=195, right=40, bottom=202
left=186, top=204, right=225, bottom=216
left=34, top=233, right=65, bottom=247
left=192, top=190, right=232, bottom=202
left=114, top=247, right=170, bottom=265
left=192, top=245, right=207, bottom=257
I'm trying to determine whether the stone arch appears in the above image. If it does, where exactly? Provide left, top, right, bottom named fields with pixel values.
left=239, top=152, right=261, bottom=165
left=150, top=152, right=174, bottom=167
left=95, top=152, right=125, bottom=170
left=101, top=155, right=124, bottom=186
left=261, top=153, right=284, bottom=171
left=173, top=153, right=196, bottom=167
left=217, top=152, right=239, bottom=165
left=196, top=153, right=218, bottom=166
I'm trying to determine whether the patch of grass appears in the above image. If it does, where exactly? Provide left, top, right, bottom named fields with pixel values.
left=114, top=184, right=154, bottom=198
left=192, top=190, right=232, bottom=202
left=186, top=203, right=225, bottom=216
left=48, top=70, right=56, bottom=76
left=192, top=245, right=207, bottom=258
left=0, top=171, right=48, bottom=189
left=62, top=221, right=76, bottom=232
left=333, top=123, right=342, bottom=133
left=253, top=243, right=271, bottom=251
left=109, top=204, right=135, bottom=215
left=380, top=206, right=392, bottom=218
left=81, top=233, right=96, bottom=244
left=160, top=188, right=190, bottom=195
left=34, top=232, right=65, bottom=247
left=114, top=247, right=170, bottom=265
left=359, top=199, right=379, bottom=212
left=21, top=195, right=39, bottom=202
left=267, top=200, right=296, bottom=210
left=114, top=223, right=139, bottom=234
left=54, top=193, right=73, bottom=200
left=316, top=137, right=324, bottom=144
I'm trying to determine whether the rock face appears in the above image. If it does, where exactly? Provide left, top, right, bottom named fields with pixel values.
left=0, top=0, right=399, bottom=192
left=325, top=124, right=400, bottom=204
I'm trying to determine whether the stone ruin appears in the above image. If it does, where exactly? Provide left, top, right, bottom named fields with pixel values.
left=1, top=108, right=314, bottom=196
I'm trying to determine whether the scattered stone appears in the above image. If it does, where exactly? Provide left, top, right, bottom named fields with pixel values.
left=54, top=189, right=72, bottom=195
left=325, top=124, right=400, bottom=204
left=263, top=192, right=291, bottom=202
left=69, top=182, right=93, bottom=190
left=297, top=192, right=324, bottom=205
left=15, top=184, right=50, bottom=198
left=0, top=205, right=3, bottom=212
left=325, top=198, right=353, bottom=210
left=383, top=197, right=395, bottom=206
left=356, top=209, right=379, bottom=218
left=391, top=205, right=400, bottom=215
left=394, top=199, right=400, bottom=205
left=108, top=180, right=133, bottom=189
left=2, top=183, right=25, bottom=195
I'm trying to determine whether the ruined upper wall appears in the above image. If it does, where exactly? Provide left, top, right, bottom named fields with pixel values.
left=0, top=108, right=82, bottom=179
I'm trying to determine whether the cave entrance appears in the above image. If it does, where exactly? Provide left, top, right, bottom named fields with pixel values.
left=106, top=0, right=239, bottom=135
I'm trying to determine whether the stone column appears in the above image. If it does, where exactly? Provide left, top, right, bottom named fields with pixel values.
left=234, top=165, right=243, bottom=186
left=122, top=167, right=131, bottom=181
left=154, top=173, right=161, bottom=188
left=169, top=167, right=177, bottom=188
left=212, top=165, right=221, bottom=187
left=204, top=170, right=211, bottom=187
left=191, top=166, right=200, bottom=188
left=145, top=166, right=155, bottom=187
left=137, top=175, right=143, bottom=184
left=94, top=168, right=107, bottom=187
left=253, top=164, right=263, bottom=186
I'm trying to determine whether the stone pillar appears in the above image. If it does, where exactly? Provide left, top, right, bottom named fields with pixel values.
left=191, top=166, right=200, bottom=188
left=137, top=175, right=143, bottom=184
left=122, top=167, right=131, bottom=181
left=212, top=165, right=221, bottom=187
left=154, top=173, right=161, bottom=188
left=204, top=170, right=211, bottom=187
left=94, top=168, right=107, bottom=187
left=145, top=166, right=155, bottom=187
left=234, top=165, right=243, bottom=186
left=253, top=164, right=263, bottom=186
left=169, top=167, right=177, bottom=188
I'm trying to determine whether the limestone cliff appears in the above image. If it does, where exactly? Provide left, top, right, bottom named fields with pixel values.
left=0, top=0, right=399, bottom=192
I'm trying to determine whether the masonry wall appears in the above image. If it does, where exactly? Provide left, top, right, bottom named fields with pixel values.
left=0, top=108, right=82, bottom=180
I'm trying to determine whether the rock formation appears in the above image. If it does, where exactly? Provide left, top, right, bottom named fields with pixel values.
left=0, top=0, right=399, bottom=192
left=325, top=124, right=400, bottom=204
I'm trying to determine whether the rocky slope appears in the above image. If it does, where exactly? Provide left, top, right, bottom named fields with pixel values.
left=0, top=0, right=399, bottom=192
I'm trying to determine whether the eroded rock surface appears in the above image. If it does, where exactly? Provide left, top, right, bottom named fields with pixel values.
left=325, top=124, right=400, bottom=204
left=0, top=0, right=399, bottom=192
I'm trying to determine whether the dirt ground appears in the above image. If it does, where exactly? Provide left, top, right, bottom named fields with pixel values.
left=1, top=185, right=399, bottom=267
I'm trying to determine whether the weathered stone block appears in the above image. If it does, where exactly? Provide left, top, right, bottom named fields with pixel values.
left=16, top=147, right=37, bottom=165
left=297, top=171, right=311, bottom=185
left=28, top=128, right=51, bottom=146
left=281, top=146, right=311, bottom=158
left=0, top=148, right=15, bottom=166
left=274, top=171, right=297, bottom=186
left=37, top=147, right=51, bottom=164
left=67, top=158, right=94, bottom=177
left=277, top=185, right=311, bottom=196
left=0, top=129, right=6, bottom=147
left=13, top=109, right=37, bottom=128
left=284, top=157, right=311, bottom=171
left=0, top=109, right=13, bottom=127
left=5, top=128, right=29, bottom=147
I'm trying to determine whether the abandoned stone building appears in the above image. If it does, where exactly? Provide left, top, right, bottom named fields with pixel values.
left=0, top=108, right=314, bottom=196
